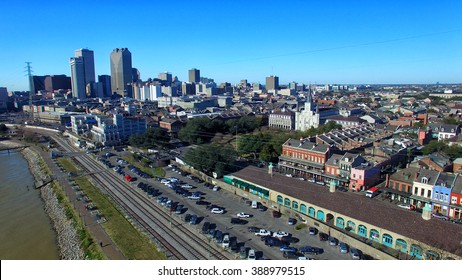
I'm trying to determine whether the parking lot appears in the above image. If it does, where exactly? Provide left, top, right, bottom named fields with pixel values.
left=106, top=154, right=356, bottom=260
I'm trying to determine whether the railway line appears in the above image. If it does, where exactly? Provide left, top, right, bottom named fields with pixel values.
left=53, top=136, right=230, bottom=260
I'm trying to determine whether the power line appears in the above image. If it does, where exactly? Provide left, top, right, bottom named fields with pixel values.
left=214, top=28, right=462, bottom=66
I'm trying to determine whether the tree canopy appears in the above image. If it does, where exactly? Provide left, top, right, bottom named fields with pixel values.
left=178, top=116, right=262, bottom=145
left=128, top=127, right=170, bottom=148
left=184, top=144, right=238, bottom=177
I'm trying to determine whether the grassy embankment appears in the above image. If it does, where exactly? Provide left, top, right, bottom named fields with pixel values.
left=37, top=157, right=104, bottom=259
left=57, top=157, right=166, bottom=260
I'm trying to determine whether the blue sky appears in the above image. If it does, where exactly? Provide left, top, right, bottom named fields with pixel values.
left=1, top=0, right=461, bottom=91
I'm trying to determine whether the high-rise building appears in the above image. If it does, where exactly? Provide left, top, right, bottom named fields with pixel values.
left=98, top=75, right=112, bottom=98
left=74, top=48, right=95, bottom=84
left=70, top=57, right=86, bottom=99
left=188, top=68, right=200, bottom=83
left=110, top=48, right=133, bottom=97
left=132, top=68, right=140, bottom=83
left=44, top=75, right=71, bottom=92
left=70, top=48, right=96, bottom=99
left=266, top=75, right=279, bottom=91
left=158, top=72, right=172, bottom=84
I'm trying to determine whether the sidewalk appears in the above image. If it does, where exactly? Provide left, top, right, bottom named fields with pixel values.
left=33, top=145, right=125, bottom=260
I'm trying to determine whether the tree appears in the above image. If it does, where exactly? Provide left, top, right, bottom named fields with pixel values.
left=184, top=144, right=238, bottom=177
left=421, top=140, right=446, bottom=155
left=128, top=127, right=170, bottom=148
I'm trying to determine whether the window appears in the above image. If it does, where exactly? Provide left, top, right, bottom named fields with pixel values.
left=427, top=190, right=431, bottom=198
left=300, top=204, right=307, bottom=214
left=317, top=210, right=325, bottom=221
left=395, top=239, right=408, bottom=253
left=277, top=195, right=283, bottom=205
left=451, top=196, right=457, bottom=204
left=414, top=187, right=418, bottom=195
left=421, top=177, right=428, bottom=184
left=336, top=217, right=345, bottom=229
left=370, top=229, right=379, bottom=242
left=291, top=201, right=298, bottom=210
left=358, top=225, right=367, bottom=237
left=359, top=175, right=362, bottom=179
left=420, top=189, right=424, bottom=196
left=425, top=250, right=440, bottom=260
left=346, top=221, right=356, bottom=232
left=382, top=234, right=393, bottom=247
left=284, top=198, right=291, bottom=208
left=353, top=174, right=356, bottom=178
left=410, top=244, right=423, bottom=259
left=327, top=167, right=330, bottom=172
left=308, top=207, right=315, bottom=217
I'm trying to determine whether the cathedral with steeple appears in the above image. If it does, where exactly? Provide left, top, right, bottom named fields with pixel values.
left=295, top=89, right=320, bottom=131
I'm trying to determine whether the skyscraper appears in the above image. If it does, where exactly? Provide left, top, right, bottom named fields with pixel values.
left=98, top=75, right=112, bottom=98
left=74, top=48, right=95, bottom=84
left=110, top=48, right=133, bottom=97
left=70, top=57, right=86, bottom=99
left=70, top=48, right=96, bottom=99
left=266, top=75, right=279, bottom=91
left=188, top=68, right=200, bottom=83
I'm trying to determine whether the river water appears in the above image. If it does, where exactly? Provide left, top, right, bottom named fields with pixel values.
left=0, top=150, right=59, bottom=259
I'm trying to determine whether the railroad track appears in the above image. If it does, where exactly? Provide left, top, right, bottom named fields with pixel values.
left=54, top=137, right=230, bottom=260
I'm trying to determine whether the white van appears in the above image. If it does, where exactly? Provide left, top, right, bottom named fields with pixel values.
left=251, top=201, right=258, bottom=209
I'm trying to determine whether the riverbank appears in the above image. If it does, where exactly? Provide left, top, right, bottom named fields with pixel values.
left=0, top=140, right=84, bottom=259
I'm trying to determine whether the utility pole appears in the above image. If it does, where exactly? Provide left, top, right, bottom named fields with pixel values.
left=25, top=62, right=34, bottom=120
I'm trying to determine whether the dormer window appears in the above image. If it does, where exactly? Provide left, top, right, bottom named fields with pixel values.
left=422, top=177, right=428, bottom=184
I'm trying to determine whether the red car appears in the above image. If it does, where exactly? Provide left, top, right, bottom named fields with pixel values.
left=124, top=175, right=134, bottom=182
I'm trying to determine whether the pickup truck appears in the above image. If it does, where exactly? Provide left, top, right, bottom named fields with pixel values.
left=255, top=229, right=272, bottom=236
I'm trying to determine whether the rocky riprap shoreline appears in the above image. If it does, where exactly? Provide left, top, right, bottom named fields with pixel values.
left=0, top=140, right=85, bottom=260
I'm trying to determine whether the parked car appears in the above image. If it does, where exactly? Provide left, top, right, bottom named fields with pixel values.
left=319, top=232, right=329, bottom=241
left=288, top=218, right=296, bottom=225
left=230, top=218, right=247, bottom=224
left=212, top=185, right=220, bottom=191
left=247, top=249, right=256, bottom=260
left=215, top=230, right=223, bottom=243
left=432, top=212, right=450, bottom=221
left=339, top=242, right=349, bottom=253
left=329, top=236, right=338, bottom=246
left=279, top=246, right=297, bottom=253
left=184, top=213, right=192, bottom=223
left=239, top=247, right=248, bottom=259
left=273, top=231, right=290, bottom=238
left=350, top=248, right=362, bottom=259
left=265, top=237, right=287, bottom=247
left=237, top=212, right=251, bottom=218
left=255, top=229, right=272, bottom=236
left=189, top=214, right=198, bottom=225
left=247, top=226, right=260, bottom=233
left=272, top=211, right=281, bottom=218
left=397, top=203, right=412, bottom=210
left=211, top=208, right=224, bottom=214
left=201, top=222, right=210, bottom=234
left=222, top=234, right=230, bottom=249
left=309, top=227, right=317, bottom=235
left=299, top=246, right=323, bottom=255
left=283, top=251, right=301, bottom=259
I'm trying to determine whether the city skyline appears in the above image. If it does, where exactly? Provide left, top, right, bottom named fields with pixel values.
left=1, top=0, right=462, bottom=91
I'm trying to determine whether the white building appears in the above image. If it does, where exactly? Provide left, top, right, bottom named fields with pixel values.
left=295, top=93, right=320, bottom=130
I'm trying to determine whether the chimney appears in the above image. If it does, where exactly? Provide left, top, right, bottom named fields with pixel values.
left=385, top=174, right=390, bottom=188
left=268, top=162, right=273, bottom=177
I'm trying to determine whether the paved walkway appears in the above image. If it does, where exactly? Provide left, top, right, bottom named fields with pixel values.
left=33, top=144, right=125, bottom=260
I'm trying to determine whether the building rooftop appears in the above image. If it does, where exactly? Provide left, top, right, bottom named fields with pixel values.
left=230, top=166, right=462, bottom=257
left=284, top=138, right=330, bottom=153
